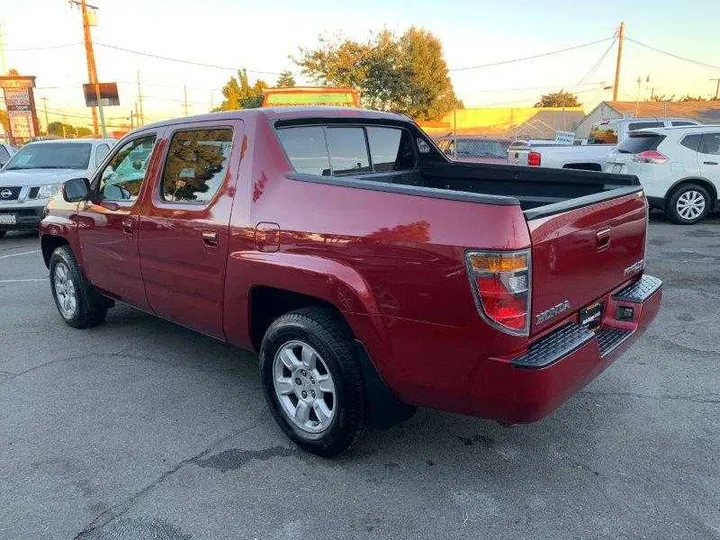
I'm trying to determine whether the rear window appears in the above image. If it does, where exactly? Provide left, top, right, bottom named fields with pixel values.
left=588, top=124, right=618, bottom=144
left=277, top=126, right=331, bottom=176
left=628, top=121, right=663, bottom=131
left=617, top=134, right=666, bottom=154
left=278, top=125, right=416, bottom=176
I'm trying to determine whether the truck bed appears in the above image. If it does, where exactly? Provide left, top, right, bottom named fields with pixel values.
left=290, top=160, right=642, bottom=218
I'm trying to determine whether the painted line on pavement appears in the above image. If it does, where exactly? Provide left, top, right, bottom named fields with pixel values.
left=0, top=249, right=41, bottom=260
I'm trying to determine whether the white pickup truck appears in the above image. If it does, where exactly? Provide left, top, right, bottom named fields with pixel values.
left=508, top=117, right=701, bottom=171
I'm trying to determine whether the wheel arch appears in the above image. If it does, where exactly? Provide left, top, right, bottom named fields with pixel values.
left=41, top=234, right=70, bottom=268
left=666, top=177, right=718, bottom=207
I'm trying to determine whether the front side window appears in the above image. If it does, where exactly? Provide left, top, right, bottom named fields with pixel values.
left=98, top=135, right=157, bottom=202
left=160, top=128, right=233, bottom=204
left=0, top=145, right=10, bottom=163
left=367, top=127, right=415, bottom=171
left=700, top=133, right=720, bottom=156
left=5, top=143, right=91, bottom=170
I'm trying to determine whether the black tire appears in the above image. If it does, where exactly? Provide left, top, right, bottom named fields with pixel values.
left=49, top=245, right=108, bottom=328
left=259, top=307, right=367, bottom=457
left=0, top=231, right=6, bottom=239
left=666, top=183, right=711, bottom=225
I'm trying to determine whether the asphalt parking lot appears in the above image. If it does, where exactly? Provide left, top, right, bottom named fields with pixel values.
left=1, top=212, right=719, bottom=540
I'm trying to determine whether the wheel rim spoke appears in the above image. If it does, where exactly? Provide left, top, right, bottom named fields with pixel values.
left=301, top=346, right=316, bottom=369
left=317, top=375, right=335, bottom=395
left=275, top=377, right=295, bottom=395
left=294, top=401, right=311, bottom=423
left=279, top=348, right=301, bottom=371
left=313, top=400, right=332, bottom=425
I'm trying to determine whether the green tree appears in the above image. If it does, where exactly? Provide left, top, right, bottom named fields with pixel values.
left=47, top=121, right=77, bottom=138
left=276, top=70, right=296, bottom=88
left=534, top=90, right=581, bottom=108
left=76, top=127, right=93, bottom=137
left=0, top=109, right=8, bottom=135
left=215, top=69, right=268, bottom=111
left=294, top=27, right=461, bottom=121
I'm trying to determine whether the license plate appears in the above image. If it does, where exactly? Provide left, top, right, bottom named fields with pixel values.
left=611, top=163, right=623, bottom=173
left=579, top=301, right=603, bottom=328
left=0, top=214, right=16, bottom=225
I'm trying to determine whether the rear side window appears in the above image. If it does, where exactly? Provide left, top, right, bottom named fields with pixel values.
left=367, top=127, right=415, bottom=171
left=161, top=128, right=233, bottom=204
left=699, top=133, right=720, bottom=156
left=326, top=127, right=371, bottom=175
left=628, top=121, right=663, bottom=131
left=617, top=134, right=665, bottom=154
left=278, top=125, right=416, bottom=176
left=680, top=134, right=702, bottom=152
left=277, top=126, right=330, bottom=176
left=672, top=121, right=696, bottom=127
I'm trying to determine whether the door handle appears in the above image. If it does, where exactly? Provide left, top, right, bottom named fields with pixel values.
left=596, top=228, right=611, bottom=250
left=703, top=161, right=718, bottom=165
left=121, top=218, right=134, bottom=235
left=201, top=230, right=219, bottom=246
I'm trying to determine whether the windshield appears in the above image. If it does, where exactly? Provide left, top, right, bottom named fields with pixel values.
left=4, top=143, right=92, bottom=170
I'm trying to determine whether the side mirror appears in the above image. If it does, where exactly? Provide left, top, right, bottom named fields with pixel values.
left=63, top=177, right=91, bottom=202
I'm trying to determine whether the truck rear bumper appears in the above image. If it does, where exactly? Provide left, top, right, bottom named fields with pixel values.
left=467, top=274, right=662, bottom=423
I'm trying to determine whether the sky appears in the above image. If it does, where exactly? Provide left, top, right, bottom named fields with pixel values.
left=1, top=0, right=719, bottom=130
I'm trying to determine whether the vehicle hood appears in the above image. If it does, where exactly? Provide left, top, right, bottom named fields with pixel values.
left=0, top=169, right=88, bottom=187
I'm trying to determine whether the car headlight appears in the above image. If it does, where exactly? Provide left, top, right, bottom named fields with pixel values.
left=36, top=183, right=63, bottom=199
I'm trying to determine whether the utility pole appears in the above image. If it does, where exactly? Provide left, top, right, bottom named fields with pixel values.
left=183, top=85, right=189, bottom=116
left=712, top=78, right=720, bottom=100
left=0, top=23, right=7, bottom=74
left=71, top=0, right=106, bottom=137
left=612, top=22, right=625, bottom=102
left=40, top=97, right=50, bottom=133
left=129, top=109, right=134, bottom=130
left=136, top=70, right=144, bottom=126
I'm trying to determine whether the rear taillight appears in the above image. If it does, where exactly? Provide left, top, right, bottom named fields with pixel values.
left=632, top=150, right=668, bottom=164
left=465, top=250, right=531, bottom=336
left=527, top=151, right=541, bottom=166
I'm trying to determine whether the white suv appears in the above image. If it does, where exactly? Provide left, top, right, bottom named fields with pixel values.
left=604, top=125, right=720, bottom=224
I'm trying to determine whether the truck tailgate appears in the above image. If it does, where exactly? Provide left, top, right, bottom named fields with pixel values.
left=527, top=189, right=647, bottom=335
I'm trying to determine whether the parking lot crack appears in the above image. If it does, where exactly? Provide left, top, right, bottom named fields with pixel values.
left=73, top=419, right=264, bottom=540
left=582, top=390, right=720, bottom=405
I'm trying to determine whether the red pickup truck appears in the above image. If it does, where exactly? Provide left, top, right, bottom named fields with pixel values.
left=40, top=107, right=661, bottom=456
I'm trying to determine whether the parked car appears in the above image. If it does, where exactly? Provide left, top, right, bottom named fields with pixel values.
left=39, top=107, right=661, bottom=456
left=0, top=138, right=115, bottom=238
left=436, top=135, right=511, bottom=164
left=604, top=125, right=720, bottom=224
left=509, top=117, right=702, bottom=171
left=0, top=141, right=15, bottom=169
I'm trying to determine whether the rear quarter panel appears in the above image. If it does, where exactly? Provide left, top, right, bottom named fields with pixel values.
left=223, top=115, right=532, bottom=405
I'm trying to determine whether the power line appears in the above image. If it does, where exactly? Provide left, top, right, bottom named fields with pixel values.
left=574, top=39, right=616, bottom=88
left=94, top=42, right=288, bottom=76
left=449, top=37, right=614, bottom=72
left=626, top=37, right=720, bottom=71
left=457, top=81, right=603, bottom=96
left=4, top=42, right=81, bottom=51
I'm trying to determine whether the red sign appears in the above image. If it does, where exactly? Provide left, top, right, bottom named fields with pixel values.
left=0, top=75, right=39, bottom=144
